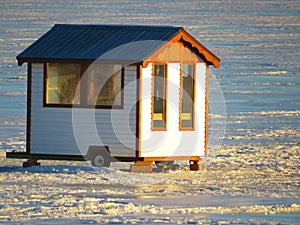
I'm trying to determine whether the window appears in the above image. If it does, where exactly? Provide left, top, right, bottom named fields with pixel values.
left=45, top=63, right=123, bottom=108
left=87, top=64, right=123, bottom=107
left=152, top=64, right=167, bottom=130
left=46, top=63, right=81, bottom=105
left=180, top=64, right=195, bottom=130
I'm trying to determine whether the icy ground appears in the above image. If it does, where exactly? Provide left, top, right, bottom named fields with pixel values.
left=1, top=0, right=300, bottom=223
left=1, top=127, right=299, bottom=224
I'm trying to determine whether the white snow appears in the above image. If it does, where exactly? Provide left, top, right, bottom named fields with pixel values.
left=1, top=126, right=299, bottom=224
left=1, top=0, right=299, bottom=223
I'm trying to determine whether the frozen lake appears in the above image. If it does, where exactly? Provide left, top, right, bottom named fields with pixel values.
left=0, top=0, right=299, bottom=223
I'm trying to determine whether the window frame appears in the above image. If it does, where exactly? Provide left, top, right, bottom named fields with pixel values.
left=151, top=63, right=167, bottom=131
left=43, top=62, right=124, bottom=109
left=179, top=63, right=196, bottom=131
left=86, top=64, right=124, bottom=109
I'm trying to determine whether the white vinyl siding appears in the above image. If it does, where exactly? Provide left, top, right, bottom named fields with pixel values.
left=140, top=63, right=206, bottom=157
left=30, top=64, right=136, bottom=157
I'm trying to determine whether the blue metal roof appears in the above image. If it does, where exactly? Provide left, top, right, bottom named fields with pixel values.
left=17, top=24, right=182, bottom=65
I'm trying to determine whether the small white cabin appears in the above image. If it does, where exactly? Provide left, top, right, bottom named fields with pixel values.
left=7, top=24, right=220, bottom=171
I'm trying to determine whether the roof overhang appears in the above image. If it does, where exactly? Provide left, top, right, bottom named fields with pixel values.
left=16, top=24, right=220, bottom=68
left=17, top=58, right=143, bottom=66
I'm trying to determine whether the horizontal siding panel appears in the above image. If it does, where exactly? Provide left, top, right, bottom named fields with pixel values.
left=125, top=71, right=136, bottom=74
left=31, top=140, right=134, bottom=149
left=125, top=78, right=136, bottom=82
left=124, top=103, right=137, bottom=108
left=31, top=148, right=82, bottom=156
left=31, top=126, right=135, bottom=136
left=31, top=127, right=135, bottom=136
left=31, top=134, right=135, bottom=145
left=30, top=145, right=136, bottom=155
left=31, top=85, right=43, bottom=89
left=124, top=93, right=136, bottom=98
left=31, top=97, right=42, bottom=103
left=31, top=88, right=43, bottom=93
left=31, top=92, right=43, bottom=97
left=32, top=112, right=138, bottom=119
left=30, top=121, right=136, bottom=128
left=32, top=67, right=43, bottom=71
left=31, top=143, right=79, bottom=150
left=30, top=63, right=137, bottom=157
left=31, top=83, right=43, bottom=87
left=124, top=90, right=136, bottom=95
left=31, top=79, right=42, bottom=83
left=31, top=79, right=43, bottom=83
left=31, top=138, right=134, bottom=150
left=32, top=75, right=43, bottom=78
left=125, top=74, right=136, bottom=78
left=30, top=116, right=136, bottom=125
left=125, top=66, right=137, bottom=72
left=31, top=146, right=135, bottom=157
left=30, top=131, right=137, bottom=142
left=32, top=63, right=44, bottom=68
left=31, top=142, right=134, bottom=150
left=31, top=110, right=135, bottom=117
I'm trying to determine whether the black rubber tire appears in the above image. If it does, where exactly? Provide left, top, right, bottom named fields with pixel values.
left=91, top=151, right=111, bottom=168
left=23, top=161, right=31, bottom=168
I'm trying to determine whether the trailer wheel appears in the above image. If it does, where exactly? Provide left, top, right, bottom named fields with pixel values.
left=91, top=151, right=111, bottom=168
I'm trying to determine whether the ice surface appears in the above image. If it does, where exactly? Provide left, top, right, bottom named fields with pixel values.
left=0, top=0, right=299, bottom=223
left=0, top=136, right=299, bottom=224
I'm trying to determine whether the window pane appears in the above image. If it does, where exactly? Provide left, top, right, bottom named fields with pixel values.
left=152, top=64, right=166, bottom=129
left=46, top=63, right=80, bottom=105
left=87, top=64, right=122, bottom=106
left=181, top=64, right=194, bottom=128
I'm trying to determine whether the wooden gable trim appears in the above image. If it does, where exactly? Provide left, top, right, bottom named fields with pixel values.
left=143, top=29, right=220, bottom=68
left=204, top=65, right=209, bottom=156
left=171, top=29, right=220, bottom=68
left=136, top=64, right=142, bottom=157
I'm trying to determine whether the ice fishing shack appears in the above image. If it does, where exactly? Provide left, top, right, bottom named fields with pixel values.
left=6, top=24, right=220, bottom=172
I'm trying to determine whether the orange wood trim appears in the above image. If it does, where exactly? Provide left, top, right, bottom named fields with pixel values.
left=177, top=30, right=220, bottom=68
left=143, top=156, right=200, bottom=162
left=136, top=64, right=142, bottom=157
left=179, top=63, right=196, bottom=131
left=165, top=63, right=168, bottom=129
left=43, top=63, right=48, bottom=107
left=133, top=161, right=153, bottom=166
left=142, top=61, right=150, bottom=68
left=145, top=43, right=201, bottom=65
left=204, top=65, right=209, bottom=156
left=151, top=127, right=167, bottom=131
left=192, top=63, right=196, bottom=129
left=146, top=29, right=220, bottom=68
left=179, top=62, right=183, bottom=130
left=151, top=63, right=167, bottom=131
left=151, top=63, right=155, bottom=129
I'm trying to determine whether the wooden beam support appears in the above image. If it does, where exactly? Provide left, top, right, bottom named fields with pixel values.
left=130, top=161, right=153, bottom=173
left=189, top=160, right=204, bottom=171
